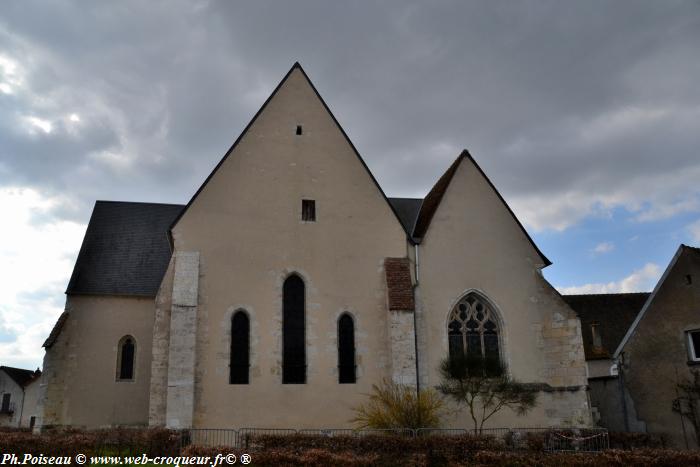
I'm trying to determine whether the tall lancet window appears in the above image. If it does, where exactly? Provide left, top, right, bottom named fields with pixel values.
left=337, top=314, right=356, bottom=384
left=117, top=335, right=136, bottom=381
left=448, top=293, right=501, bottom=365
left=283, top=274, right=306, bottom=383
left=230, top=310, right=250, bottom=384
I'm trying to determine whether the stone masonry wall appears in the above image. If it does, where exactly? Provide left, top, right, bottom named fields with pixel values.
left=148, top=257, right=175, bottom=426
left=388, top=310, right=417, bottom=387
left=165, top=252, right=199, bottom=429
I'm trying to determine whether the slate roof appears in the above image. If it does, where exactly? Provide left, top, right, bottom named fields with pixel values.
left=563, top=293, right=649, bottom=360
left=388, top=198, right=422, bottom=237
left=384, top=258, right=415, bottom=311
left=0, top=366, right=40, bottom=388
left=66, top=201, right=184, bottom=297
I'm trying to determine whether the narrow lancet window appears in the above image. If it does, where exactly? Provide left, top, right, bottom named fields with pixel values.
left=117, top=335, right=135, bottom=381
left=283, top=274, right=306, bottom=383
left=230, top=311, right=250, bottom=384
left=338, top=314, right=356, bottom=383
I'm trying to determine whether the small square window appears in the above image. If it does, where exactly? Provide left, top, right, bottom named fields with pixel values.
left=688, top=330, right=700, bottom=362
left=296, top=125, right=303, bottom=135
left=302, top=200, right=316, bottom=222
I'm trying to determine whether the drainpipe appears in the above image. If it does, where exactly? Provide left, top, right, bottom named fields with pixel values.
left=18, top=385, right=25, bottom=429
left=616, top=353, right=630, bottom=432
left=413, top=243, right=421, bottom=393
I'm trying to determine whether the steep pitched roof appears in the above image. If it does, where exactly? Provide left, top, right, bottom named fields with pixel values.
left=412, top=150, right=551, bottom=267
left=563, top=293, right=649, bottom=360
left=388, top=198, right=422, bottom=237
left=0, top=366, right=40, bottom=388
left=66, top=201, right=184, bottom=297
left=169, top=62, right=412, bottom=244
left=614, top=244, right=700, bottom=358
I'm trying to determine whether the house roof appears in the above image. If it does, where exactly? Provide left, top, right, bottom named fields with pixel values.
left=0, top=366, right=41, bottom=388
left=388, top=198, right=422, bottom=237
left=66, top=201, right=184, bottom=297
left=384, top=257, right=415, bottom=311
left=614, top=244, right=700, bottom=358
left=563, top=293, right=649, bottom=360
left=412, top=150, right=551, bottom=267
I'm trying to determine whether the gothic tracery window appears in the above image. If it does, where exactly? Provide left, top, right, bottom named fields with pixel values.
left=448, top=293, right=501, bottom=363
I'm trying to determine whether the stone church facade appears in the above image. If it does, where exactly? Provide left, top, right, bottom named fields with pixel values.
left=37, top=63, right=590, bottom=430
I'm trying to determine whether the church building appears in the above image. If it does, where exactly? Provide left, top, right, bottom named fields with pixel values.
left=37, top=63, right=590, bottom=430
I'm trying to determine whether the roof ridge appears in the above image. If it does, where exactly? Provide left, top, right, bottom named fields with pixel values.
left=95, top=200, right=185, bottom=207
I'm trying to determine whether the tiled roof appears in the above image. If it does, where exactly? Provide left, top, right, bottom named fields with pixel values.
left=388, top=198, right=422, bottom=237
left=66, top=201, right=184, bottom=297
left=384, top=257, right=415, bottom=311
left=563, top=293, right=649, bottom=360
left=412, top=156, right=462, bottom=239
left=0, top=366, right=41, bottom=387
left=43, top=311, right=69, bottom=348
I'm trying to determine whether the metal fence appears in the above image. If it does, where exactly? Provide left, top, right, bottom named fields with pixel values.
left=181, top=426, right=609, bottom=452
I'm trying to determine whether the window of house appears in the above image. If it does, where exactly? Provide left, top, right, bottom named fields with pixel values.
left=688, top=330, right=700, bottom=362
left=1, top=393, right=10, bottom=413
left=296, top=125, right=303, bottom=135
left=29, top=416, right=36, bottom=430
left=302, top=200, right=316, bottom=222
left=283, top=274, right=306, bottom=383
left=230, top=310, right=250, bottom=384
left=117, top=335, right=135, bottom=381
left=338, top=314, right=356, bottom=384
left=448, top=293, right=502, bottom=366
left=591, top=322, right=603, bottom=349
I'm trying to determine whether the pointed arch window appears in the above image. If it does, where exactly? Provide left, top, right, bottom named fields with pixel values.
left=283, top=274, right=306, bottom=383
left=448, top=294, right=501, bottom=364
left=117, top=335, right=135, bottom=381
left=230, top=310, right=250, bottom=384
left=338, top=314, right=356, bottom=384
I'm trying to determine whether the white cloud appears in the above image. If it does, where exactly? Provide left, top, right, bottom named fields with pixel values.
left=557, top=263, right=661, bottom=295
left=591, top=241, right=614, bottom=255
left=688, top=219, right=700, bottom=244
left=0, top=54, right=23, bottom=95
left=24, top=116, right=53, bottom=134
left=0, top=187, right=85, bottom=368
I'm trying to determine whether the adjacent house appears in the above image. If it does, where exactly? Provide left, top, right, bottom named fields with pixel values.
left=566, top=244, right=700, bottom=449
left=37, top=62, right=590, bottom=431
left=0, top=366, right=41, bottom=429
left=614, top=244, right=700, bottom=449
left=563, top=293, right=648, bottom=431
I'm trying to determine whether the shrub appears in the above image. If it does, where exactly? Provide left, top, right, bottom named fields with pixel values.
left=608, top=431, right=667, bottom=450
left=351, top=380, right=444, bottom=430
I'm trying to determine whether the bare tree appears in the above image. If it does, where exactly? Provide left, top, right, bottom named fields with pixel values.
left=673, top=370, right=700, bottom=447
left=437, top=354, right=538, bottom=434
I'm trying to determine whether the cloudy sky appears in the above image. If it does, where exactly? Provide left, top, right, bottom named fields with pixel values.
left=1, top=1, right=699, bottom=369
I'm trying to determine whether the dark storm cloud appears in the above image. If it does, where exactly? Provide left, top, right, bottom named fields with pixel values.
left=0, top=0, right=699, bottom=229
